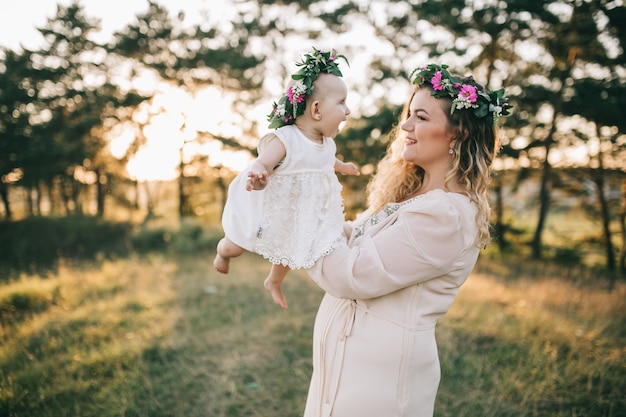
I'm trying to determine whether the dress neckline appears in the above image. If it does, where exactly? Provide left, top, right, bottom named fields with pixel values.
left=352, top=190, right=471, bottom=239
left=353, top=195, right=421, bottom=238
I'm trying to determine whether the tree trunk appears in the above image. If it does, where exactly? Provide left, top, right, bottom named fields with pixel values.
left=34, top=182, right=42, bottom=216
left=531, top=137, right=554, bottom=259
left=0, top=182, right=11, bottom=220
left=143, top=181, right=154, bottom=221
left=619, top=177, right=626, bottom=278
left=178, top=160, right=186, bottom=220
left=46, top=179, right=55, bottom=215
left=593, top=146, right=616, bottom=274
left=493, top=174, right=506, bottom=254
left=73, top=180, right=83, bottom=215
left=60, top=178, right=73, bottom=216
left=133, top=180, right=140, bottom=210
left=26, top=185, right=35, bottom=216
left=96, top=169, right=106, bottom=218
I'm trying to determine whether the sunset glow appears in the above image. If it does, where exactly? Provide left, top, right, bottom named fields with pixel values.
left=110, top=85, right=255, bottom=181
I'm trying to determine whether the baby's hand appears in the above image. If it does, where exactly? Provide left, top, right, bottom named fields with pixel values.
left=246, top=171, right=269, bottom=191
left=340, top=162, right=360, bottom=176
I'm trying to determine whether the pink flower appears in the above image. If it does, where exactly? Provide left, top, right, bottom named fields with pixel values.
left=287, top=87, right=304, bottom=104
left=431, top=71, right=444, bottom=90
left=287, top=87, right=305, bottom=104
left=458, top=84, right=477, bottom=103
left=287, top=87, right=295, bottom=103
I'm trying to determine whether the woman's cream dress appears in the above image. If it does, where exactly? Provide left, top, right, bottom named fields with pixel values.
left=304, top=189, right=480, bottom=417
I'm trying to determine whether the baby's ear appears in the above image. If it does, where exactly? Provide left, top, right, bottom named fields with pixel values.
left=310, top=100, right=322, bottom=120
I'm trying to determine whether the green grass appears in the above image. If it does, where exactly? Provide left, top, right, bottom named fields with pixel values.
left=437, top=259, right=625, bottom=416
left=1, top=253, right=624, bottom=417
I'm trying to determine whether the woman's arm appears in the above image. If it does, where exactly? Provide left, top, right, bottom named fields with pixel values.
left=306, top=199, right=469, bottom=299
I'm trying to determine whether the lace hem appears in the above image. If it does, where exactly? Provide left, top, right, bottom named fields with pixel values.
left=257, top=235, right=345, bottom=269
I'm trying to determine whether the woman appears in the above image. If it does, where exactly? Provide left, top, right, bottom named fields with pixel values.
left=303, top=63, right=510, bottom=417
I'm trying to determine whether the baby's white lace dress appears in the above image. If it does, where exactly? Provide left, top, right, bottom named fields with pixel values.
left=221, top=124, right=345, bottom=269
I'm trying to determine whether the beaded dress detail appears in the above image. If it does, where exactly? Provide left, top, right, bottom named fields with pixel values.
left=353, top=195, right=421, bottom=239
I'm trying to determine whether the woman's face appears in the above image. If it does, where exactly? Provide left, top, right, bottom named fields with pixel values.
left=400, top=88, right=456, bottom=170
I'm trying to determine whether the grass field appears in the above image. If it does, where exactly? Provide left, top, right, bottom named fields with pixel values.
left=1, top=251, right=624, bottom=417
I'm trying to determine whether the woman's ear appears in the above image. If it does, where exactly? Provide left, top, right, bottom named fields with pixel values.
left=451, top=127, right=468, bottom=144
left=460, top=127, right=469, bottom=141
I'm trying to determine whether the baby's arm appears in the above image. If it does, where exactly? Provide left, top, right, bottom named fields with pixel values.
left=334, top=158, right=360, bottom=176
left=246, top=135, right=286, bottom=191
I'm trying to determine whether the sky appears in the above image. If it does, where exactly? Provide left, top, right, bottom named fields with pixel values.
left=0, top=0, right=215, bottom=51
left=0, top=0, right=395, bottom=180
left=0, top=1, right=595, bottom=178
left=0, top=0, right=265, bottom=179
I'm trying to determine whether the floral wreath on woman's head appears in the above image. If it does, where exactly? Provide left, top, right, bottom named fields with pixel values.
left=410, top=63, right=511, bottom=126
left=267, top=48, right=349, bottom=129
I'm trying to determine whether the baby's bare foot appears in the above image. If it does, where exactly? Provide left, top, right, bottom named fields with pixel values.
left=213, top=255, right=230, bottom=274
left=264, top=277, right=288, bottom=309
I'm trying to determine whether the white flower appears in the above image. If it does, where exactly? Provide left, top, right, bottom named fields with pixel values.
left=274, top=103, right=286, bottom=117
left=291, top=80, right=307, bottom=95
left=453, top=98, right=478, bottom=110
left=490, top=104, right=503, bottom=116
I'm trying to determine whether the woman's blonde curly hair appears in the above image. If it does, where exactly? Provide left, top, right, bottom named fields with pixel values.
left=366, top=80, right=500, bottom=249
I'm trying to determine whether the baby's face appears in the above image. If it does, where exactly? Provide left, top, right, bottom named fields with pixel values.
left=314, top=74, right=350, bottom=138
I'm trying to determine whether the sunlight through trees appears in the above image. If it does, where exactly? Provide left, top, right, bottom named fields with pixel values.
left=1, top=0, right=624, bottom=273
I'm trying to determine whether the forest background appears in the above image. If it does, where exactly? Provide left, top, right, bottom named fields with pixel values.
left=1, top=0, right=625, bottom=277
left=0, top=0, right=625, bottom=415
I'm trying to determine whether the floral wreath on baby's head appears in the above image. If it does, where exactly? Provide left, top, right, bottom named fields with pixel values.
left=267, top=47, right=349, bottom=129
left=410, top=63, right=511, bottom=126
